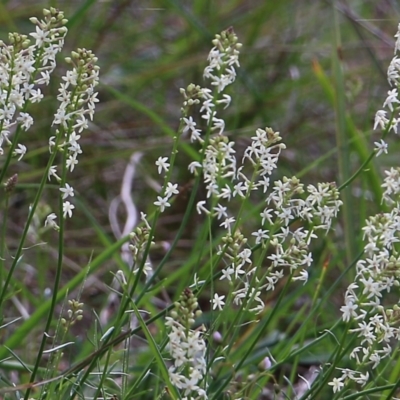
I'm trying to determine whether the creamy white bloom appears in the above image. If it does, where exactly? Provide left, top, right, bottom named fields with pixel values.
left=155, top=156, right=170, bottom=174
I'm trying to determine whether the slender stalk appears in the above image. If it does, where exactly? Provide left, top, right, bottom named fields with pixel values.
left=332, top=5, right=356, bottom=265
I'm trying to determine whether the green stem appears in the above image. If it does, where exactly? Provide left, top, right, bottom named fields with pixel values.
left=0, top=143, right=59, bottom=309
left=332, top=5, right=355, bottom=265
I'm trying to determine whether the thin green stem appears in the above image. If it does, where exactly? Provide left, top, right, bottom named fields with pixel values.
left=332, top=5, right=355, bottom=265
left=0, top=143, right=59, bottom=309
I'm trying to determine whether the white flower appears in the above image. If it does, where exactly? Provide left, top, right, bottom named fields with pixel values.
left=62, top=70, right=78, bottom=86
left=9, top=89, right=24, bottom=108
left=21, top=82, right=35, bottom=100
left=63, top=201, right=75, bottom=218
left=238, top=249, right=252, bottom=264
left=355, top=371, right=369, bottom=386
left=53, top=107, right=71, bottom=128
left=260, top=208, right=274, bottom=225
left=388, top=56, right=400, bottom=85
left=252, top=229, right=269, bottom=244
left=233, top=181, right=246, bottom=198
left=213, top=204, right=227, bottom=219
left=29, top=88, right=44, bottom=103
left=35, top=70, right=51, bottom=85
left=369, top=351, right=381, bottom=369
left=220, top=267, right=234, bottom=281
left=154, top=196, right=171, bottom=212
left=13, top=144, right=27, bottom=161
left=211, top=117, right=225, bottom=135
left=48, top=165, right=59, bottom=181
left=168, top=368, right=185, bottom=389
left=140, top=212, right=151, bottom=229
left=17, top=112, right=34, bottom=131
left=182, top=116, right=197, bottom=134
left=200, top=98, right=214, bottom=114
left=292, top=269, right=308, bottom=284
left=219, top=184, right=232, bottom=201
left=188, top=161, right=202, bottom=174
left=30, top=25, right=50, bottom=47
left=211, top=293, right=225, bottom=310
left=211, top=74, right=231, bottom=93
left=258, top=176, right=270, bottom=193
left=382, top=88, right=400, bottom=111
left=134, top=261, right=153, bottom=277
left=374, top=139, right=388, bottom=157
left=190, top=127, right=202, bottom=142
left=60, top=183, right=75, bottom=199
left=165, top=182, right=179, bottom=198
left=48, top=136, right=56, bottom=153
left=44, top=213, right=59, bottom=230
left=220, top=216, right=235, bottom=231
left=68, top=141, right=82, bottom=155
left=196, top=200, right=210, bottom=215
left=328, top=377, right=344, bottom=393
left=0, top=104, right=16, bottom=121
left=66, top=154, right=79, bottom=172
left=301, top=252, right=313, bottom=267
left=155, top=156, right=170, bottom=174
left=73, top=116, right=88, bottom=132
left=216, top=94, right=231, bottom=109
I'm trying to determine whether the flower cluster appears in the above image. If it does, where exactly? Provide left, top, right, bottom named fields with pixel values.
left=152, top=29, right=342, bottom=317
left=153, top=155, right=177, bottom=212
left=204, top=27, right=241, bottom=93
left=166, top=288, right=207, bottom=399
left=129, top=219, right=155, bottom=277
left=333, top=23, right=400, bottom=393
left=152, top=29, right=241, bottom=215
left=61, top=299, right=84, bottom=329
left=334, top=212, right=400, bottom=390
left=156, top=28, right=343, bottom=395
left=334, top=176, right=400, bottom=389
left=373, top=22, right=400, bottom=153
left=47, top=48, right=99, bottom=221
left=213, top=168, right=341, bottom=313
left=0, top=8, right=68, bottom=157
left=189, top=32, right=340, bottom=315
left=186, top=27, right=241, bottom=142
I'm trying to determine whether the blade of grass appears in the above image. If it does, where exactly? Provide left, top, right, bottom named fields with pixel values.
left=0, top=235, right=130, bottom=360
